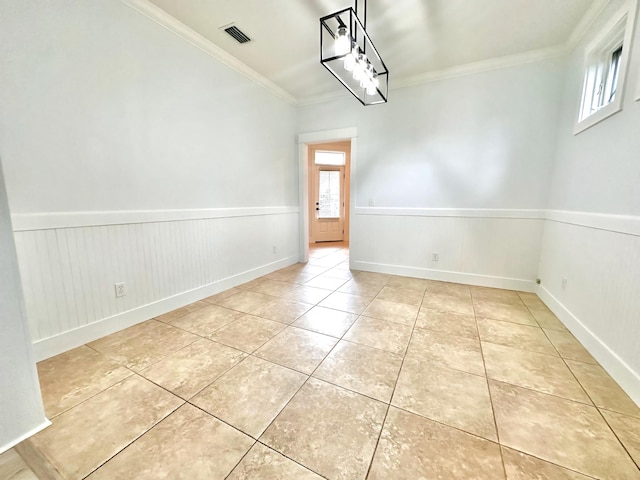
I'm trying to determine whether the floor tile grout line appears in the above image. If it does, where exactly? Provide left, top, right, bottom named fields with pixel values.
left=472, top=297, right=618, bottom=408
left=363, top=285, right=423, bottom=479
left=47, top=336, right=201, bottom=422
left=514, top=292, right=640, bottom=476
left=527, top=302, right=596, bottom=401
left=246, top=255, right=393, bottom=478
left=39, top=251, right=366, bottom=475
left=177, top=350, right=253, bottom=403
left=593, top=411, right=640, bottom=471
left=42, top=368, right=137, bottom=422
left=524, top=300, right=640, bottom=470
left=499, top=446, right=602, bottom=480
left=78, top=386, right=186, bottom=480
left=40, top=248, right=635, bottom=478
left=170, top=266, right=362, bottom=403
left=252, top=440, right=331, bottom=480
left=471, top=290, right=508, bottom=480
left=182, top=401, right=321, bottom=479
left=221, top=440, right=258, bottom=480
left=223, top=439, right=331, bottom=480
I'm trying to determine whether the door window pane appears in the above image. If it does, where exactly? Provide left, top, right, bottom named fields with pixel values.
left=315, top=151, right=346, bottom=166
left=318, top=170, right=341, bottom=218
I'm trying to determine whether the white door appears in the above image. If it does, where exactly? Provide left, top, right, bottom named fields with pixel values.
left=310, top=147, right=347, bottom=242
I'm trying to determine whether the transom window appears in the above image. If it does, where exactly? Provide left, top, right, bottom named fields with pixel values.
left=314, top=151, right=346, bottom=166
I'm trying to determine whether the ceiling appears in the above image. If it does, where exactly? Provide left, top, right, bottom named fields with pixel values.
left=145, top=0, right=605, bottom=104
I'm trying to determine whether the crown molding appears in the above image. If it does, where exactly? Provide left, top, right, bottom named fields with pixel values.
left=393, top=46, right=568, bottom=91
left=119, top=0, right=296, bottom=105
left=565, top=0, right=612, bottom=52
left=120, top=0, right=612, bottom=107
left=299, top=3, right=614, bottom=105
left=299, top=45, right=568, bottom=106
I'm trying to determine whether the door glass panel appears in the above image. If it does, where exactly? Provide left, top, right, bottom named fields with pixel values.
left=315, top=151, right=346, bottom=166
left=318, top=170, right=341, bottom=218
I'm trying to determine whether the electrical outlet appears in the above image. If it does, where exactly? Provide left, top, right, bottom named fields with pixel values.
left=368, top=198, right=375, bottom=206
left=432, top=252, right=440, bottom=262
left=114, top=282, right=126, bottom=298
left=561, top=277, right=567, bottom=291
left=272, top=245, right=277, bottom=254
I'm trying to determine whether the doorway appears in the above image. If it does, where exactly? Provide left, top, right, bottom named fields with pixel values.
left=308, top=141, right=351, bottom=244
left=297, top=127, right=357, bottom=264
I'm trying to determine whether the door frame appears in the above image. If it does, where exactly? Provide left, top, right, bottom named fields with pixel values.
left=297, top=127, right=357, bottom=263
left=309, top=143, right=350, bottom=244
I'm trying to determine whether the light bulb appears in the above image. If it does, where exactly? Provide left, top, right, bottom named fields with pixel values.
left=343, top=46, right=357, bottom=71
left=366, top=62, right=374, bottom=79
left=366, top=83, right=377, bottom=95
left=334, top=26, right=350, bottom=56
left=353, top=63, right=362, bottom=81
left=343, top=52, right=355, bottom=71
left=353, top=53, right=366, bottom=81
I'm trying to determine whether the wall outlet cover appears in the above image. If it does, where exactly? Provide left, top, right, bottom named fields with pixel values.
left=114, top=282, right=126, bottom=297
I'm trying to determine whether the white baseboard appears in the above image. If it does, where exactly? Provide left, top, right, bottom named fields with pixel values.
left=537, top=285, right=640, bottom=407
left=32, top=255, right=298, bottom=361
left=0, top=419, right=51, bottom=455
left=351, top=261, right=537, bottom=292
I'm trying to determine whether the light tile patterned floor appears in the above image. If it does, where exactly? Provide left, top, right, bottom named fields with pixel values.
left=14, top=243, right=640, bottom=479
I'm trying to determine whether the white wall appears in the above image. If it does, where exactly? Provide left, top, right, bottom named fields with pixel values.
left=0, top=160, right=48, bottom=454
left=538, top=0, right=640, bottom=403
left=298, top=59, right=565, bottom=289
left=0, top=0, right=300, bottom=359
left=0, top=1, right=297, bottom=213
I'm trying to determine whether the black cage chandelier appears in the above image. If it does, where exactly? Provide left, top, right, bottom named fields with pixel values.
left=320, top=0, right=389, bottom=105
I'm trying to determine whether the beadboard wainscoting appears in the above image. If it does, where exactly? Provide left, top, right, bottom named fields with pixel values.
left=350, top=208, right=545, bottom=292
left=537, top=212, right=640, bottom=406
left=12, top=208, right=299, bottom=361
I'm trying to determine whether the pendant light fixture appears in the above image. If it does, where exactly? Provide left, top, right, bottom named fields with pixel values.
left=320, top=0, right=389, bottom=105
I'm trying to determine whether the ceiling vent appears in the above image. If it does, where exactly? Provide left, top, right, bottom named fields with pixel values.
left=223, top=25, right=251, bottom=44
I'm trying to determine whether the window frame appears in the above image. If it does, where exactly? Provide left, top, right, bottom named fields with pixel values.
left=574, top=0, right=638, bottom=134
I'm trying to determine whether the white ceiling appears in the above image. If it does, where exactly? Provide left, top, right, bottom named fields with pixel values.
left=145, top=0, right=604, bottom=103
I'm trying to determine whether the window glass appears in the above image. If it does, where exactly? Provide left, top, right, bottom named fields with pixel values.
left=315, top=151, right=345, bottom=166
left=318, top=170, right=341, bottom=218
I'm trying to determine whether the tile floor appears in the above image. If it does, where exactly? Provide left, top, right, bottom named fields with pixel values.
left=7, top=243, right=640, bottom=479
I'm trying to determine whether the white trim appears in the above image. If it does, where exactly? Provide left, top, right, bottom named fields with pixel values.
left=32, top=255, right=298, bottom=361
left=355, top=207, right=640, bottom=235
left=566, top=0, right=612, bottom=52
left=297, top=128, right=358, bottom=264
left=11, top=206, right=299, bottom=232
left=13, top=207, right=639, bottom=236
left=537, top=285, right=640, bottom=406
left=118, top=0, right=617, bottom=108
left=351, top=261, right=536, bottom=292
left=546, top=209, right=640, bottom=236
left=0, top=419, right=51, bottom=455
left=298, top=128, right=358, bottom=145
left=299, top=46, right=569, bottom=106
left=118, top=0, right=296, bottom=104
left=354, top=207, right=545, bottom=219
left=394, top=46, right=568, bottom=90
left=298, top=143, right=310, bottom=262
